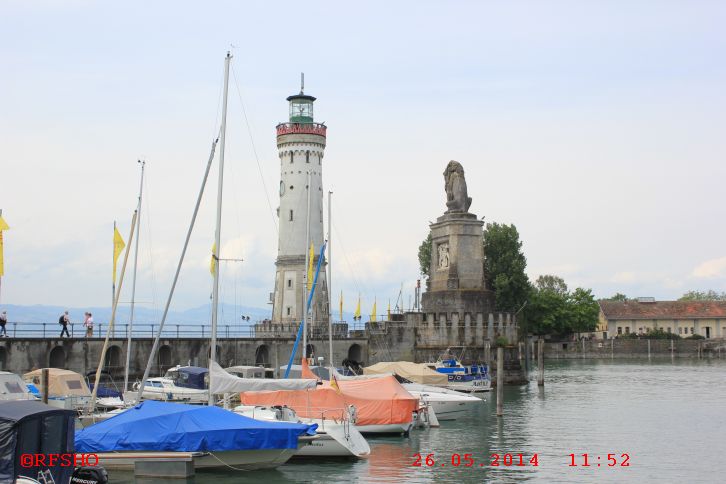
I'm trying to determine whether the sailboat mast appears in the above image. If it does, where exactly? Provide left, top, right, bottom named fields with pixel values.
left=209, top=52, right=232, bottom=405
left=302, top=169, right=312, bottom=360
left=124, top=160, right=145, bottom=392
left=327, top=190, right=333, bottom=367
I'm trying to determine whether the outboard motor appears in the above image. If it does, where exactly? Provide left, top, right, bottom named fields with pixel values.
left=70, top=466, right=108, bottom=484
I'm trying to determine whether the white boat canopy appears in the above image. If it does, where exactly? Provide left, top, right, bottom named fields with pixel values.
left=209, top=361, right=318, bottom=394
left=364, top=361, right=449, bottom=385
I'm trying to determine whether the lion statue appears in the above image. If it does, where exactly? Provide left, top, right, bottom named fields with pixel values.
left=444, top=160, right=472, bottom=213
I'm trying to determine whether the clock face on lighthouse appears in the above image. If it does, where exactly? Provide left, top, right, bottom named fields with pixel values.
left=279, top=180, right=285, bottom=196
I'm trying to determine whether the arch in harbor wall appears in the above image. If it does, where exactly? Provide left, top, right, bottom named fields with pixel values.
left=159, top=345, right=172, bottom=371
left=347, top=344, right=362, bottom=363
left=0, top=347, right=6, bottom=370
left=49, top=346, right=66, bottom=369
left=255, top=345, right=270, bottom=367
left=105, top=345, right=122, bottom=369
left=305, top=344, right=316, bottom=359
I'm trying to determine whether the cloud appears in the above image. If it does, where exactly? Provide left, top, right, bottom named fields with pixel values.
left=691, top=256, right=726, bottom=279
left=610, top=271, right=637, bottom=283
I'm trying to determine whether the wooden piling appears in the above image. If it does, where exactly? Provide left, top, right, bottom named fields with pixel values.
left=647, top=339, right=651, bottom=359
left=537, top=338, right=544, bottom=387
left=41, top=368, right=49, bottom=404
left=496, top=346, right=504, bottom=417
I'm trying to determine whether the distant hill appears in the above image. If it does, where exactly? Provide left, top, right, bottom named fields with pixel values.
left=1, top=303, right=272, bottom=326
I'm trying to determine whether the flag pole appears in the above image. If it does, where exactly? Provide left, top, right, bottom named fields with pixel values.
left=327, top=191, right=333, bottom=367
left=112, top=221, right=116, bottom=312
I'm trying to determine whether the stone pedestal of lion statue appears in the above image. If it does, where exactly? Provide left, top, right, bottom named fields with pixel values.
left=421, top=161, right=495, bottom=317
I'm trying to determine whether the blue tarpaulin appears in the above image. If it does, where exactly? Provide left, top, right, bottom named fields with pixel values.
left=75, top=400, right=317, bottom=453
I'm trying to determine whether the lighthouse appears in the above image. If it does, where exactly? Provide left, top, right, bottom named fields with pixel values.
left=270, top=77, right=329, bottom=329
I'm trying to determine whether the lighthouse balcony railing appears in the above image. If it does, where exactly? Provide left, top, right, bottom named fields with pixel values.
left=276, top=122, right=327, bottom=137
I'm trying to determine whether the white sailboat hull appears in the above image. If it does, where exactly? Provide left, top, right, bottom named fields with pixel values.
left=93, top=448, right=298, bottom=471
left=356, top=422, right=413, bottom=435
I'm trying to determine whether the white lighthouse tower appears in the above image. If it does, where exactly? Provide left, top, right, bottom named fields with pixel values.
left=271, top=77, right=329, bottom=329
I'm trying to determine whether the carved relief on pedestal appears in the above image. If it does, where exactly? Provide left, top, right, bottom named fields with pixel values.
left=437, top=243, right=450, bottom=270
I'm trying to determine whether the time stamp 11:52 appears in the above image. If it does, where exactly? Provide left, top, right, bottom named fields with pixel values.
left=412, top=452, right=630, bottom=469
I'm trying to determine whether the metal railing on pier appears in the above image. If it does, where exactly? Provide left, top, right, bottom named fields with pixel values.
left=2, top=320, right=375, bottom=339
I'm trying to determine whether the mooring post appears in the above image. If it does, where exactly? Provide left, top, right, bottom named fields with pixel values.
left=41, top=368, right=49, bottom=404
left=537, top=338, right=544, bottom=387
left=611, top=338, right=614, bottom=359
left=647, top=339, right=651, bottom=359
left=670, top=338, right=674, bottom=359
left=496, top=346, right=504, bottom=417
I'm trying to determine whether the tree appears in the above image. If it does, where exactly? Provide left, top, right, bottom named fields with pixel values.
left=418, top=233, right=432, bottom=278
left=525, top=286, right=568, bottom=335
left=535, top=275, right=568, bottom=295
left=604, top=293, right=628, bottom=302
left=568, top=288, right=600, bottom=334
left=678, top=290, right=726, bottom=301
left=484, top=223, right=530, bottom=311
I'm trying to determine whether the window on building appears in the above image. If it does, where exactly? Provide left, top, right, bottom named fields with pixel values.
left=690, top=327, right=694, bottom=334
left=306, top=151, right=310, bottom=163
left=625, top=327, right=630, bottom=334
left=617, top=327, right=622, bottom=335
left=290, top=152, right=294, bottom=163
left=667, top=327, right=671, bottom=333
left=289, top=210, right=293, bottom=221
left=287, top=279, right=292, bottom=288
left=678, top=327, right=682, bottom=334
left=286, top=307, right=291, bottom=316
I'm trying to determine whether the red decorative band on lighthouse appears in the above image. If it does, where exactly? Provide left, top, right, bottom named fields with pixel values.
left=276, top=122, right=327, bottom=137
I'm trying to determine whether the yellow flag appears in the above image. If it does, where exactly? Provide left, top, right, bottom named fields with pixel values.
left=330, top=373, right=342, bottom=394
left=210, top=242, right=217, bottom=276
left=0, top=216, right=9, bottom=231
left=339, top=291, right=343, bottom=322
left=387, top=300, right=391, bottom=321
left=307, top=242, right=314, bottom=291
left=354, top=295, right=361, bottom=320
left=113, top=225, right=126, bottom=283
left=371, top=298, right=377, bottom=322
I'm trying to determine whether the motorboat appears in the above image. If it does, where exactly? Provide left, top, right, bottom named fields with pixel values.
left=0, top=400, right=77, bottom=483
left=132, top=365, right=208, bottom=403
left=234, top=405, right=370, bottom=458
left=226, top=365, right=275, bottom=379
left=23, top=368, right=92, bottom=410
left=402, top=382, right=482, bottom=420
left=429, top=358, right=491, bottom=393
left=0, top=371, right=36, bottom=401
left=75, top=400, right=318, bottom=471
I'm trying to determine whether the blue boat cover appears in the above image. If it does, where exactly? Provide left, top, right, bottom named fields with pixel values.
left=75, top=400, right=317, bottom=452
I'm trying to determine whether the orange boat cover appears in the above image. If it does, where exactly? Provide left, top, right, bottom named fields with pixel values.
left=240, top=375, right=419, bottom=426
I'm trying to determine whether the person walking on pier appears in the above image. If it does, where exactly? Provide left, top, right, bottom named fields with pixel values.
left=84, top=312, right=94, bottom=338
left=0, top=311, right=7, bottom=337
left=59, top=311, right=70, bottom=338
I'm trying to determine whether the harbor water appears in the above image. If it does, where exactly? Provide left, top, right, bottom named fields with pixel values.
left=113, top=359, right=726, bottom=483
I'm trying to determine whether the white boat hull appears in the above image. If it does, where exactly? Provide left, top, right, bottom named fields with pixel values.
left=445, top=379, right=491, bottom=393
left=356, top=422, right=413, bottom=435
left=93, top=448, right=298, bottom=471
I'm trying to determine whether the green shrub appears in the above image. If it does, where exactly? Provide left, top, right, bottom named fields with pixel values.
left=494, top=336, right=509, bottom=348
left=685, top=334, right=705, bottom=340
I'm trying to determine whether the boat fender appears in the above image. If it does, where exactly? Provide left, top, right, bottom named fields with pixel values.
left=71, top=466, right=109, bottom=484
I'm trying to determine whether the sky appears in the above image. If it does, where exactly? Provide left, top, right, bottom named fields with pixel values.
left=1, top=0, right=725, bottom=318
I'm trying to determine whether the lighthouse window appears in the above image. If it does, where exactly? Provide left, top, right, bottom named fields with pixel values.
left=306, top=151, right=310, bottom=163
left=286, top=307, right=291, bottom=316
left=290, top=152, right=294, bottom=163
left=287, top=279, right=292, bottom=288
left=289, top=210, right=294, bottom=221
